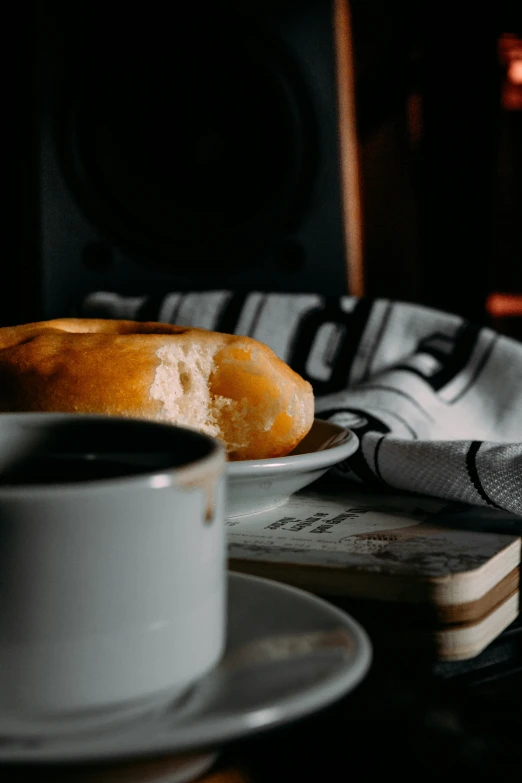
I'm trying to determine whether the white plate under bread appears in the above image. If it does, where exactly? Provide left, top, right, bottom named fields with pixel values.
left=226, top=419, right=358, bottom=517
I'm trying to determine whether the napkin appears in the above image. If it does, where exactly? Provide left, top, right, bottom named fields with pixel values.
left=83, top=291, right=522, bottom=517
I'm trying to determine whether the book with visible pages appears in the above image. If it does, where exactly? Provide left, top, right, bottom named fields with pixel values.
left=226, top=479, right=521, bottom=661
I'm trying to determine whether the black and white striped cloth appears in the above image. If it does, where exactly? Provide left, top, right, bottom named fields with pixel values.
left=83, top=291, right=522, bottom=517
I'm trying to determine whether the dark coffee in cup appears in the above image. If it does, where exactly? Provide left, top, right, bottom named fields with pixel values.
left=0, top=416, right=214, bottom=486
left=0, top=454, right=170, bottom=485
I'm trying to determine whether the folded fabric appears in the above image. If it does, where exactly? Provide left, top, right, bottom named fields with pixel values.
left=83, top=291, right=522, bottom=517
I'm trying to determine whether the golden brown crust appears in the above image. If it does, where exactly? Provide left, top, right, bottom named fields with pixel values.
left=0, top=319, right=314, bottom=460
left=0, top=320, right=194, bottom=420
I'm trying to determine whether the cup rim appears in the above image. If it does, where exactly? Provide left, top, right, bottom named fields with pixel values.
left=0, top=412, right=226, bottom=496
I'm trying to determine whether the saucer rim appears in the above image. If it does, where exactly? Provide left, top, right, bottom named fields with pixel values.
left=0, top=572, right=372, bottom=764
left=226, top=421, right=358, bottom=478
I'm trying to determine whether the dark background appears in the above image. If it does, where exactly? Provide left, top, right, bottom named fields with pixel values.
left=12, top=1, right=522, bottom=333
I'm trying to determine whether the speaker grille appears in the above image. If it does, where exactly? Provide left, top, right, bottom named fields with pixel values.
left=53, top=5, right=316, bottom=268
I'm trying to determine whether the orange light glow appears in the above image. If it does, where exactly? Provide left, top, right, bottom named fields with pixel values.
left=508, top=60, right=522, bottom=85
left=498, top=33, right=522, bottom=65
left=486, top=293, right=522, bottom=318
left=499, top=33, right=522, bottom=110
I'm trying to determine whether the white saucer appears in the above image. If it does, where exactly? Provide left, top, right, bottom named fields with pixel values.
left=0, top=572, right=372, bottom=764
left=226, top=419, right=358, bottom=517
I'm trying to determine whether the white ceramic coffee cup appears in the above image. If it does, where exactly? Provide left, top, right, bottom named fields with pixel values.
left=0, top=413, right=227, bottom=724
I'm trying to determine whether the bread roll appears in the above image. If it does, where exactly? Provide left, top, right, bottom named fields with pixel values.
left=0, top=318, right=314, bottom=461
